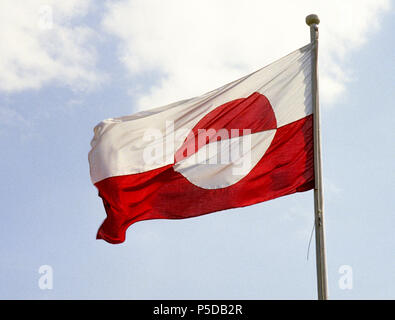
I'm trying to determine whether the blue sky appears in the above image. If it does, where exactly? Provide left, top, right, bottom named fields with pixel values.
left=0, top=1, right=394, bottom=299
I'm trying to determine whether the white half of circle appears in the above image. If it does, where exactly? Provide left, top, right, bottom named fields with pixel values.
left=173, top=129, right=276, bottom=189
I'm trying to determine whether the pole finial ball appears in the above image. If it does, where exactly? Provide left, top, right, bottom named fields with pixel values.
left=306, top=14, right=320, bottom=26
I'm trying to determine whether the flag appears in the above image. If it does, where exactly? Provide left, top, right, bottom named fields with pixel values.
left=89, top=44, right=314, bottom=244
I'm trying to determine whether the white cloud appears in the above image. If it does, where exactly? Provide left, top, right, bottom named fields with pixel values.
left=102, top=0, right=391, bottom=110
left=0, top=0, right=102, bottom=92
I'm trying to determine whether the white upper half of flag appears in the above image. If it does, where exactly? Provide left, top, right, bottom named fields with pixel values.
left=89, top=44, right=313, bottom=184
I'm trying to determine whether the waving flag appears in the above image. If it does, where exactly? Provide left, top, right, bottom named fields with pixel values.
left=89, top=44, right=314, bottom=244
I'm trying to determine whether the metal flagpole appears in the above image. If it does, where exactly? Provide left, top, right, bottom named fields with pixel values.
left=305, top=14, right=329, bottom=300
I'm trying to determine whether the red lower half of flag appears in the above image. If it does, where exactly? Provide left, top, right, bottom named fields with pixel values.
left=95, top=115, right=314, bottom=244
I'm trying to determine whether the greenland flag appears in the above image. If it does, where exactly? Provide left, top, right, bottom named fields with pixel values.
left=89, top=44, right=314, bottom=244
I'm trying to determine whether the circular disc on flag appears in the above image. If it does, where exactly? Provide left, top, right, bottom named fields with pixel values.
left=173, top=92, right=278, bottom=189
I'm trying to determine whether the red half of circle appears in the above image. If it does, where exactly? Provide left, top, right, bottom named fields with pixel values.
left=174, top=92, right=277, bottom=163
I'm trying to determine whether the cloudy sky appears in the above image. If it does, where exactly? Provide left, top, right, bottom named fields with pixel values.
left=0, top=0, right=394, bottom=299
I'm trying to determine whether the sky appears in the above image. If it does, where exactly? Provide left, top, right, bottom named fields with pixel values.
left=0, top=0, right=394, bottom=299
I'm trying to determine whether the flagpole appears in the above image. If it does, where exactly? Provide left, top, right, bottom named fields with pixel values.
left=306, top=14, right=329, bottom=300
